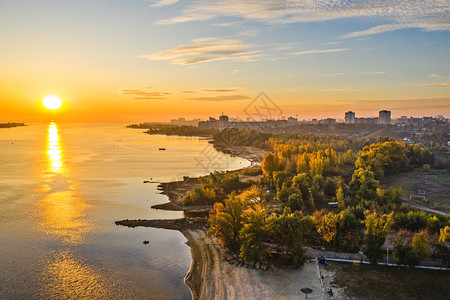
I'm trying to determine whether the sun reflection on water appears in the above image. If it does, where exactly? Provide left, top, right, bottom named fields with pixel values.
left=37, top=123, right=93, bottom=245
left=47, top=123, right=64, bottom=174
left=38, top=250, right=115, bottom=299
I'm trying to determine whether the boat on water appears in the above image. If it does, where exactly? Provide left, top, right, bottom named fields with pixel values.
left=159, top=148, right=166, bottom=150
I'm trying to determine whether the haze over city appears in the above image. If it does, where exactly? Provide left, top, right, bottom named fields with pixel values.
left=1, top=0, right=449, bottom=122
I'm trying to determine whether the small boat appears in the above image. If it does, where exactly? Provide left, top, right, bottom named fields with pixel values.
left=159, top=148, right=166, bottom=150
left=143, top=240, right=149, bottom=244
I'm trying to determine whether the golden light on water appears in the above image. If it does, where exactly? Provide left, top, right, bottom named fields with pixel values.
left=39, top=250, right=112, bottom=298
left=47, top=123, right=64, bottom=174
left=38, top=122, right=92, bottom=245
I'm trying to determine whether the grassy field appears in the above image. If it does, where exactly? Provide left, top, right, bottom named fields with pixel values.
left=327, top=261, right=450, bottom=300
left=382, top=168, right=450, bottom=212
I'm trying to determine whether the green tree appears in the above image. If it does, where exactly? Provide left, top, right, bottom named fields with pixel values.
left=239, top=204, right=269, bottom=262
left=272, top=208, right=313, bottom=267
left=288, top=193, right=303, bottom=212
left=363, top=211, right=393, bottom=264
left=393, top=244, right=419, bottom=267
left=323, top=177, right=337, bottom=198
left=350, top=168, right=379, bottom=201
left=292, top=173, right=310, bottom=202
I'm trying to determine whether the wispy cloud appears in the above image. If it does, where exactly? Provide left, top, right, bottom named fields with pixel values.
left=188, top=94, right=251, bottom=101
left=324, top=73, right=347, bottom=77
left=409, top=82, right=450, bottom=88
left=155, top=1, right=450, bottom=38
left=202, top=87, right=242, bottom=92
left=292, top=48, right=348, bottom=55
left=230, top=69, right=240, bottom=75
left=428, top=73, right=443, bottom=79
left=121, top=87, right=171, bottom=100
left=148, top=0, right=178, bottom=8
left=361, top=71, right=386, bottom=75
left=323, top=88, right=368, bottom=92
left=140, top=38, right=260, bottom=65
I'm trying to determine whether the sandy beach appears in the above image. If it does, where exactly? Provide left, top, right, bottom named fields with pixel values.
left=183, top=229, right=324, bottom=300
left=116, top=217, right=325, bottom=300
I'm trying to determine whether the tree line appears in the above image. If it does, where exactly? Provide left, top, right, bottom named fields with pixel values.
left=184, top=130, right=449, bottom=267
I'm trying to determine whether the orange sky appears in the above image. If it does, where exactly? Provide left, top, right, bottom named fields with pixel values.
left=1, top=0, right=449, bottom=123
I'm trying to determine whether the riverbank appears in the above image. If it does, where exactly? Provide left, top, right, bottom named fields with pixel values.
left=154, top=145, right=267, bottom=213
left=116, top=219, right=324, bottom=300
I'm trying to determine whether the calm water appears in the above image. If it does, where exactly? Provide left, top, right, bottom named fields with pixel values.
left=0, top=123, right=250, bottom=299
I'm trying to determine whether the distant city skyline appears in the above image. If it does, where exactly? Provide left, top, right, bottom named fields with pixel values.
left=1, top=0, right=449, bottom=122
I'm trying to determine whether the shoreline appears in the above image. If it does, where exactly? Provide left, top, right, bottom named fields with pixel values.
left=119, top=141, right=321, bottom=299
left=154, top=144, right=267, bottom=213
left=116, top=219, right=324, bottom=300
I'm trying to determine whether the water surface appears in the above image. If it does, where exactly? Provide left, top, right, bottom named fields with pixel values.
left=0, top=123, right=249, bottom=299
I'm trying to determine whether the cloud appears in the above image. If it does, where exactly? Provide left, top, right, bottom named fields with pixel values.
left=324, top=73, right=347, bottom=76
left=361, top=71, right=386, bottom=75
left=292, top=48, right=348, bottom=55
left=149, top=0, right=178, bottom=7
left=323, top=88, right=368, bottom=92
left=140, top=38, right=260, bottom=65
left=230, top=69, right=240, bottom=75
left=202, top=87, right=242, bottom=92
left=188, top=94, right=251, bottom=101
left=428, top=73, right=443, bottom=79
left=156, top=1, right=450, bottom=38
left=409, top=82, right=450, bottom=88
left=121, top=87, right=171, bottom=100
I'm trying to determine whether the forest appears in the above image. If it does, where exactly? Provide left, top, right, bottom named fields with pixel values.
left=184, top=129, right=449, bottom=267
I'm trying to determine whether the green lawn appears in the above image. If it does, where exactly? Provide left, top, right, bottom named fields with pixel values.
left=329, top=262, right=450, bottom=300
left=382, top=168, right=450, bottom=212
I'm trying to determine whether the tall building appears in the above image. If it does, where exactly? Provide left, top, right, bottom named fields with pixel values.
left=219, top=114, right=229, bottom=129
left=379, top=110, right=391, bottom=125
left=345, top=111, right=356, bottom=124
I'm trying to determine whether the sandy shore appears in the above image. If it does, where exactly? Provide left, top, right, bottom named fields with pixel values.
left=116, top=218, right=324, bottom=300
left=184, top=229, right=324, bottom=300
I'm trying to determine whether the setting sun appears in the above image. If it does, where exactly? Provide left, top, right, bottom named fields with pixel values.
left=42, top=95, right=63, bottom=111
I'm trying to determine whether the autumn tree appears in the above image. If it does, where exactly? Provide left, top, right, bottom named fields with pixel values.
left=239, top=204, right=270, bottom=262
left=208, top=193, right=248, bottom=253
left=363, top=211, right=393, bottom=264
left=313, top=210, right=338, bottom=244
left=439, top=225, right=450, bottom=243
left=412, top=230, right=431, bottom=262
left=261, top=153, right=278, bottom=177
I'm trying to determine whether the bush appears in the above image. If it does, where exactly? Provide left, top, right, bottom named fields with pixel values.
left=241, top=167, right=263, bottom=176
left=394, top=244, right=419, bottom=267
left=182, top=187, right=216, bottom=205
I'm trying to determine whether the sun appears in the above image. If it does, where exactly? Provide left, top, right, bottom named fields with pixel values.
left=42, top=95, right=63, bottom=111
